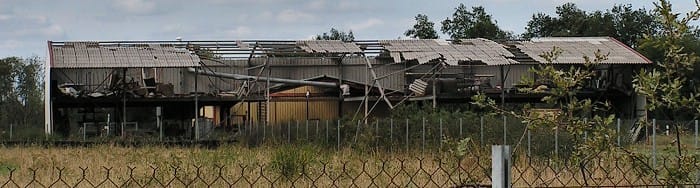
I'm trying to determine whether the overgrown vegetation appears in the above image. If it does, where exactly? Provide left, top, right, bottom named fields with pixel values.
left=0, top=57, right=43, bottom=139
left=269, top=145, right=321, bottom=179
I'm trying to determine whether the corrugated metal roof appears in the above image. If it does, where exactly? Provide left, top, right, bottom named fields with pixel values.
left=379, top=38, right=515, bottom=66
left=516, top=37, right=652, bottom=64
left=51, top=42, right=201, bottom=68
left=297, top=40, right=362, bottom=53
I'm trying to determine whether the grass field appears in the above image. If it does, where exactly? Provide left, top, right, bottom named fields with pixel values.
left=0, top=144, right=495, bottom=187
left=0, top=139, right=694, bottom=187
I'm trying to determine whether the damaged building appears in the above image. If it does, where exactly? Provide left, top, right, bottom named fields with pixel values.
left=43, top=37, right=651, bottom=139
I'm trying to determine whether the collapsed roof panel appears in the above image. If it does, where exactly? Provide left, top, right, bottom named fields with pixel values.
left=515, top=37, right=652, bottom=64
left=379, top=38, right=515, bottom=66
left=296, top=40, right=362, bottom=54
left=51, top=42, right=201, bottom=68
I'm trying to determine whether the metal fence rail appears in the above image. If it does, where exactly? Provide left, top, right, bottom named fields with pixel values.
left=2, top=118, right=698, bottom=155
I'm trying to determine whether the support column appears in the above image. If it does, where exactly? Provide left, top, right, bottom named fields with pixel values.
left=194, top=66, right=199, bottom=140
left=157, top=106, right=162, bottom=141
left=45, top=41, right=54, bottom=136
left=122, top=68, right=127, bottom=138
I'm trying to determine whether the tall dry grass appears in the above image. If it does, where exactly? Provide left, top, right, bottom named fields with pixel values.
left=0, top=143, right=683, bottom=187
left=0, top=144, right=494, bottom=187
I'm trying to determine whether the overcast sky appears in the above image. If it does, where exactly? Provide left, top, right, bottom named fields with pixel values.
left=0, top=0, right=697, bottom=58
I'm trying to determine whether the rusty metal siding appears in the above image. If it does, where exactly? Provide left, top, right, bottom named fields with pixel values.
left=231, top=86, right=341, bottom=125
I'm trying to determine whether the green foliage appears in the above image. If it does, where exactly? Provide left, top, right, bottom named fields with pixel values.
left=404, top=14, right=439, bottom=39
left=632, top=0, right=700, bottom=185
left=440, top=4, right=512, bottom=40
left=524, top=3, right=659, bottom=47
left=473, top=46, right=617, bottom=162
left=315, top=28, right=355, bottom=42
left=269, top=145, right=319, bottom=179
left=634, top=0, right=700, bottom=120
left=0, top=57, right=44, bottom=138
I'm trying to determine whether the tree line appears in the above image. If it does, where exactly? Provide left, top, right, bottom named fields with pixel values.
left=0, top=57, right=44, bottom=136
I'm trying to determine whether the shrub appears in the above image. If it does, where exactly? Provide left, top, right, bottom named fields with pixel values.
left=269, top=145, right=318, bottom=179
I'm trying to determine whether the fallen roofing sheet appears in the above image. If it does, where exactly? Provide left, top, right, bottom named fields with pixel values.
left=51, top=42, right=201, bottom=68
left=515, top=37, right=652, bottom=64
left=379, top=38, right=517, bottom=65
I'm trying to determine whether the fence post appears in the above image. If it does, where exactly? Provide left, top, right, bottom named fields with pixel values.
left=695, top=119, right=698, bottom=149
left=288, top=121, right=291, bottom=143
left=527, top=127, right=531, bottom=157
left=503, top=115, right=507, bottom=145
left=480, top=116, right=484, bottom=144
left=617, top=118, right=621, bottom=146
left=375, top=120, right=379, bottom=149
left=316, top=121, right=319, bottom=143
left=406, top=118, right=409, bottom=152
left=326, top=120, right=329, bottom=145
left=583, top=118, right=588, bottom=141
left=305, top=120, right=309, bottom=141
left=10, top=123, right=13, bottom=140
left=337, top=120, right=341, bottom=150
left=459, top=118, right=463, bottom=139
left=83, top=123, right=86, bottom=141
left=439, top=118, right=443, bottom=153
left=492, top=145, right=512, bottom=188
left=354, top=120, right=360, bottom=144
left=555, top=126, right=559, bottom=158
left=422, top=117, right=426, bottom=153
left=652, top=118, right=657, bottom=169
left=390, top=118, right=393, bottom=152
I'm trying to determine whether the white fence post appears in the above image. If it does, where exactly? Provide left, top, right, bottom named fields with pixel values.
left=492, top=145, right=512, bottom=188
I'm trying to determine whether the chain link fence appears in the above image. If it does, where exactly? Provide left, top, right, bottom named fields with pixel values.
left=2, top=154, right=700, bottom=187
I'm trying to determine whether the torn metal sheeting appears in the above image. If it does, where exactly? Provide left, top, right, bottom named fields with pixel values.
left=296, top=40, right=362, bottom=54
left=379, top=38, right=515, bottom=66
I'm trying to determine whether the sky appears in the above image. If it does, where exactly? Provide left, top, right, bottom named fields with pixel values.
left=0, top=0, right=697, bottom=58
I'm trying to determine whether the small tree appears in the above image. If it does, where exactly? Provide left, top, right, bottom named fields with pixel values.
left=315, top=28, right=355, bottom=42
left=633, top=1, right=700, bottom=183
left=440, top=4, right=511, bottom=40
left=404, top=14, right=439, bottom=39
left=472, top=47, right=617, bottom=185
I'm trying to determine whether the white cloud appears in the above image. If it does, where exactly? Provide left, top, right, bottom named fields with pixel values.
left=347, top=18, right=384, bottom=31
left=113, top=0, right=156, bottom=14
left=277, top=9, right=315, bottom=23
